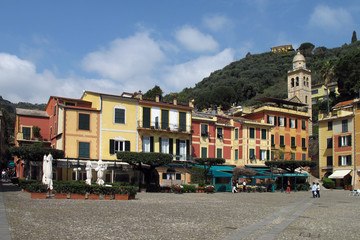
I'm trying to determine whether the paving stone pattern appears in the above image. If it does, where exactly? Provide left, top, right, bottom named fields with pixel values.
left=2, top=182, right=360, bottom=240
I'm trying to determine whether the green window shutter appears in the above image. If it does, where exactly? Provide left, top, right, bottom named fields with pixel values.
left=201, top=147, right=207, bottom=158
left=338, top=136, right=341, bottom=147
left=261, top=129, right=266, bottom=140
left=176, top=139, right=180, bottom=159
left=274, top=116, right=277, bottom=126
left=348, top=135, right=352, bottom=146
left=79, top=113, right=90, bottom=130
left=179, top=112, right=186, bottom=131
left=267, top=115, right=270, bottom=123
left=110, top=139, right=115, bottom=154
left=143, top=107, right=151, bottom=128
left=115, top=108, right=125, bottom=124
left=150, top=136, right=154, bottom=152
left=125, top=141, right=130, bottom=151
left=284, top=117, right=287, bottom=127
left=302, top=138, right=306, bottom=148
left=271, top=135, right=275, bottom=145
left=291, top=137, right=296, bottom=147
left=169, top=138, right=173, bottom=154
left=302, top=120, right=306, bottom=130
left=161, top=110, right=169, bottom=129
left=235, top=129, right=239, bottom=139
left=217, top=148, right=222, bottom=158
left=250, top=128, right=255, bottom=138
left=186, top=140, right=190, bottom=157
left=280, top=136, right=284, bottom=146
left=295, top=119, right=298, bottom=129
left=338, top=156, right=341, bottom=166
left=79, top=142, right=90, bottom=158
left=348, top=155, right=352, bottom=165
left=267, top=150, right=270, bottom=160
left=250, top=149, right=255, bottom=159
left=235, top=150, right=238, bottom=160
left=22, top=127, right=31, bottom=139
left=159, top=137, right=162, bottom=153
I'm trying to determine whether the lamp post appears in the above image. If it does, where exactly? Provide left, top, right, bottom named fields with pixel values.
left=73, top=167, right=81, bottom=182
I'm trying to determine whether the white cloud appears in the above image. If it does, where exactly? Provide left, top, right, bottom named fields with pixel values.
left=161, top=48, right=235, bottom=91
left=309, top=5, right=353, bottom=30
left=175, top=26, right=219, bottom=52
left=82, top=32, right=166, bottom=80
left=203, top=15, right=231, bottom=32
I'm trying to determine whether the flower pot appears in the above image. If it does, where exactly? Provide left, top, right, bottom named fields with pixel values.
left=55, top=193, right=69, bottom=199
left=31, top=192, right=47, bottom=199
left=104, top=195, right=112, bottom=200
left=114, top=194, right=130, bottom=200
left=87, top=194, right=100, bottom=200
left=70, top=193, right=86, bottom=199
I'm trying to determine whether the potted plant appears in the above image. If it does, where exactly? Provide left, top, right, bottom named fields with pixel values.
left=172, top=184, right=184, bottom=194
left=204, top=185, right=215, bottom=193
left=32, top=126, right=41, bottom=140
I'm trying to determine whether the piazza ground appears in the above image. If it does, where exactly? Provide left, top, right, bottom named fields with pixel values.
left=1, top=182, right=359, bottom=240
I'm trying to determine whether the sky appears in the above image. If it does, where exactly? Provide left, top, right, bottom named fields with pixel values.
left=0, top=0, right=359, bottom=104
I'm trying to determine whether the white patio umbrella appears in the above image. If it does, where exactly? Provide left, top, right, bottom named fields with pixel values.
left=85, top=160, right=92, bottom=185
left=95, top=159, right=106, bottom=186
left=42, top=154, right=53, bottom=190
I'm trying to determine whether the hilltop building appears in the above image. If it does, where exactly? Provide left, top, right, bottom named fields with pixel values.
left=270, top=45, right=294, bottom=53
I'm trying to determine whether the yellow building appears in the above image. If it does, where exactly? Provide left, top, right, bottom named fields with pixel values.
left=81, top=91, right=140, bottom=183
left=318, top=99, right=360, bottom=189
left=270, top=45, right=294, bottom=53
left=312, top=82, right=339, bottom=104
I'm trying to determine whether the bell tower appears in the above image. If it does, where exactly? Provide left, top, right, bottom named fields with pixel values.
left=288, top=51, right=312, bottom=135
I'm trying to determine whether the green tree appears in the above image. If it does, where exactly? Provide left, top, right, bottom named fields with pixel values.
left=10, top=143, right=64, bottom=179
left=194, top=158, right=225, bottom=184
left=335, top=48, right=360, bottom=101
left=265, top=160, right=317, bottom=173
left=143, top=85, right=163, bottom=100
left=351, top=30, right=357, bottom=44
left=298, top=42, right=315, bottom=56
left=117, top=151, right=173, bottom=191
left=189, top=166, right=206, bottom=186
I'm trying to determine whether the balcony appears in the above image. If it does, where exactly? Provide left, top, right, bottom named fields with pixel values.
left=137, top=120, right=192, bottom=134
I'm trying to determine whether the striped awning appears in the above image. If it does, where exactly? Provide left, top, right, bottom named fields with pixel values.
left=328, top=170, right=352, bottom=179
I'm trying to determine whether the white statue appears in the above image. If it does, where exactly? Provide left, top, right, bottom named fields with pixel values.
left=95, top=159, right=106, bottom=186
left=42, top=154, right=53, bottom=190
left=85, top=160, right=92, bottom=185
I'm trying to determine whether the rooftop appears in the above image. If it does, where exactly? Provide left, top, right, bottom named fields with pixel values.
left=16, top=108, right=49, bottom=118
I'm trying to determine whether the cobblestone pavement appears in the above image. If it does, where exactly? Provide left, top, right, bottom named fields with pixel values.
left=2, top=182, right=360, bottom=240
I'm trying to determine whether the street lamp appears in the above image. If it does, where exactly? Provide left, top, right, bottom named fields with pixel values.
left=73, top=167, right=81, bottom=181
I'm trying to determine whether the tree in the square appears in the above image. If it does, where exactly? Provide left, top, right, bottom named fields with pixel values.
left=194, top=158, right=225, bottom=184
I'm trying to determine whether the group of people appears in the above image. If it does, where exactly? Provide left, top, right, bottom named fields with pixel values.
left=1, top=168, right=15, bottom=182
left=311, top=182, right=321, bottom=198
left=232, top=180, right=246, bottom=193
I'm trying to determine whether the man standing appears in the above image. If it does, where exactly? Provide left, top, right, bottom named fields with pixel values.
left=316, top=182, right=321, bottom=198
left=312, top=182, right=317, bottom=198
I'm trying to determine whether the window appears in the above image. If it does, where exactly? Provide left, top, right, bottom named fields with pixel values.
left=302, top=154, right=306, bottom=161
left=342, top=119, right=348, bottom=133
left=261, top=129, right=266, bottom=140
left=161, top=109, right=169, bottom=130
left=338, top=135, right=351, bottom=147
left=179, top=112, right=186, bottom=132
left=22, top=127, right=31, bottom=139
left=291, top=152, right=295, bottom=160
left=249, top=149, right=255, bottom=159
left=235, top=149, right=238, bottom=160
left=78, top=142, right=90, bottom=158
left=296, top=77, right=299, bottom=86
left=217, top=128, right=223, bottom=139
left=114, top=108, right=125, bottom=124
left=328, top=121, right=333, bottom=131
left=160, top=138, right=169, bottom=154
left=201, top=124, right=208, bottom=137
left=291, top=78, right=294, bottom=87
left=291, top=137, right=296, bottom=148
left=327, top=138, right=332, bottom=149
left=280, top=135, right=285, bottom=147
left=142, top=107, right=151, bottom=128
left=280, top=152, right=284, bottom=160
left=267, top=115, right=275, bottom=125
left=176, top=140, right=187, bottom=161
left=302, top=138, right=306, bottom=149
left=271, top=135, right=275, bottom=146
left=235, top=128, right=239, bottom=140
left=250, top=128, right=255, bottom=139
left=302, top=120, right=306, bottom=130
left=201, top=147, right=207, bottom=158
left=79, top=113, right=90, bottom=130
left=260, top=150, right=266, bottom=160
left=142, top=136, right=151, bottom=152
left=338, top=155, right=351, bottom=166
left=327, top=156, right=333, bottom=166
left=176, top=173, right=181, bottom=180
left=278, top=117, right=284, bottom=127
left=217, top=148, right=222, bottom=158
left=312, top=89, right=318, bottom=94
left=290, top=119, right=297, bottom=128
left=109, top=140, right=130, bottom=154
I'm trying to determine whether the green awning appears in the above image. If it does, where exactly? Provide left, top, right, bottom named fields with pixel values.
left=211, top=170, right=233, bottom=178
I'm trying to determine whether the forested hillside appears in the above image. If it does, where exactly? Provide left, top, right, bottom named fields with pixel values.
left=170, top=39, right=360, bottom=110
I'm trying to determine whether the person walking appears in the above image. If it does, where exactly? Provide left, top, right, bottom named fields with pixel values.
left=316, top=182, right=321, bottom=198
left=311, top=182, right=317, bottom=198
left=232, top=180, right=238, bottom=193
left=242, top=181, right=246, bottom=192
left=285, top=180, right=291, bottom=194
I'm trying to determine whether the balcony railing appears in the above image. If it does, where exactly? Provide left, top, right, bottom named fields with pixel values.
left=137, top=120, right=191, bottom=133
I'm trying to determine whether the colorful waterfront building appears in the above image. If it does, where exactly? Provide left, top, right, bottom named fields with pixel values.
left=243, top=98, right=310, bottom=162
left=136, top=94, right=194, bottom=186
left=318, top=99, right=360, bottom=188
left=45, top=96, right=100, bottom=181
left=14, top=108, right=51, bottom=178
